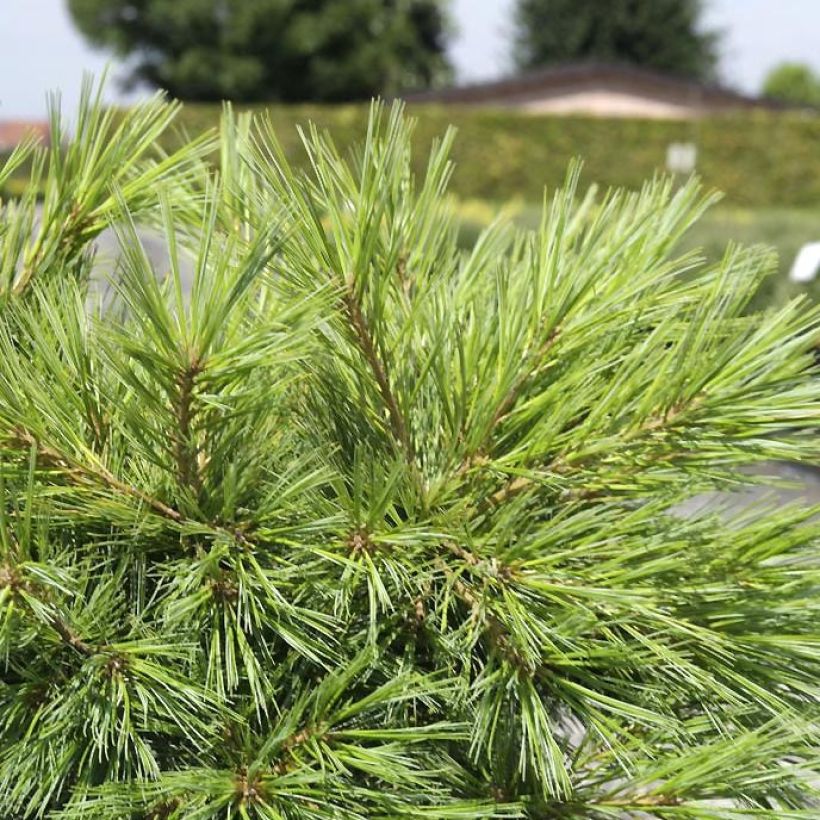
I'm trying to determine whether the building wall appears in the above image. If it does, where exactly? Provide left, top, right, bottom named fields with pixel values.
left=403, top=66, right=783, bottom=119
left=515, top=89, right=704, bottom=119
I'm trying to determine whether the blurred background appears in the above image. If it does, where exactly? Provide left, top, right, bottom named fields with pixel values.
left=3, top=0, right=820, bottom=311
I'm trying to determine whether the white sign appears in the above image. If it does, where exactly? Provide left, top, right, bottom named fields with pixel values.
left=666, top=142, right=697, bottom=174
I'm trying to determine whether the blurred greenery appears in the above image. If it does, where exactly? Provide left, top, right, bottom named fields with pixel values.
left=762, top=62, right=820, bottom=107
left=454, top=200, right=820, bottom=311
left=67, top=0, right=452, bottom=102
left=169, top=103, right=820, bottom=208
left=8, top=104, right=820, bottom=210
left=513, top=0, right=719, bottom=80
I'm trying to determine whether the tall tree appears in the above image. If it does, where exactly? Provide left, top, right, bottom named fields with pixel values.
left=68, top=0, right=452, bottom=102
left=514, top=0, right=720, bottom=80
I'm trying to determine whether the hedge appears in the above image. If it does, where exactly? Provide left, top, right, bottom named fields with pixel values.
left=166, top=103, right=820, bottom=208
left=3, top=103, right=820, bottom=207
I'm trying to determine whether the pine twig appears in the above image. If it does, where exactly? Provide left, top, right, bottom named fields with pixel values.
left=478, top=395, right=705, bottom=512
left=48, top=614, right=95, bottom=656
left=438, top=559, right=533, bottom=674
left=1, top=564, right=95, bottom=655
left=172, top=359, right=204, bottom=496
left=10, top=427, right=184, bottom=523
left=7, top=428, right=261, bottom=550
left=455, top=326, right=561, bottom=484
left=341, top=288, right=415, bottom=461
left=271, top=723, right=329, bottom=775
left=490, top=326, right=561, bottom=432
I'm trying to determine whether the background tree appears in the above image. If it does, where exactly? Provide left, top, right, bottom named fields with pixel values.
left=513, top=0, right=720, bottom=80
left=762, top=62, right=820, bottom=107
left=67, top=0, right=452, bottom=102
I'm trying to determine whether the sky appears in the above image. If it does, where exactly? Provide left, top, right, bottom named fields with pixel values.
left=3, top=0, right=820, bottom=118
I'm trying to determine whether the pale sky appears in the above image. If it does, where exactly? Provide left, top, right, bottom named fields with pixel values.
left=2, top=0, right=820, bottom=118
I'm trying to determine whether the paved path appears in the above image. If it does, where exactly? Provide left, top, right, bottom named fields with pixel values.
left=675, top=461, right=820, bottom=517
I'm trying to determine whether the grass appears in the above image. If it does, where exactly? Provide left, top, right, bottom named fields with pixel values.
left=678, top=207, right=820, bottom=310
left=455, top=201, right=820, bottom=311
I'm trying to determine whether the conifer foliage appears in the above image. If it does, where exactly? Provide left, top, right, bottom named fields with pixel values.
left=0, top=83, right=818, bottom=817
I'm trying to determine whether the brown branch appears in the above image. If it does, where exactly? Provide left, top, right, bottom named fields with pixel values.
left=633, top=396, right=703, bottom=436
left=341, top=289, right=414, bottom=461
left=445, top=540, right=481, bottom=566
left=234, top=767, right=264, bottom=806
left=172, top=360, right=203, bottom=495
left=10, top=428, right=184, bottom=523
left=48, top=614, right=95, bottom=656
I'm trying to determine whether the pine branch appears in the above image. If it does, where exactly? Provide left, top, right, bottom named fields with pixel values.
left=341, top=287, right=415, bottom=462
left=438, top=559, right=534, bottom=674
left=172, top=359, right=204, bottom=496
left=47, top=613, right=95, bottom=656
left=3, top=94, right=818, bottom=818
left=17, top=443, right=263, bottom=580
left=270, top=723, right=329, bottom=775
left=9, top=428, right=185, bottom=524
left=488, top=326, right=562, bottom=434
left=482, top=474, right=534, bottom=511
left=5, top=430, right=262, bottom=559
left=1, top=563, right=95, bottom=655
left=11, top=206, right=90, bottom=297
left=479, top=395, right=706, bottom=511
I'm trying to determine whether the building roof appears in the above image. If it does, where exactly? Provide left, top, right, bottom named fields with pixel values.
left=402, top=62, right=792, bottom=114
left=0, top=120, right=50, bottom=151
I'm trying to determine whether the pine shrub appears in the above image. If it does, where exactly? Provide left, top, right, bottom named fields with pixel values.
left=0, top=83, right=818, bottom=818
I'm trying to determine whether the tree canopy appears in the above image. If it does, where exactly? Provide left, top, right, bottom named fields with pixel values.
left=763, top=62, right=820, bottom=107
left=513, top=0, right=720, bottom=80
left=67, top=0, right=452, bottom=102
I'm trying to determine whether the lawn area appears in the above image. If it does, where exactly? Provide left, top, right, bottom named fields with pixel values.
left=455, top=200, right=820, bottom=311
left=678, top=206, right=820, bottom=309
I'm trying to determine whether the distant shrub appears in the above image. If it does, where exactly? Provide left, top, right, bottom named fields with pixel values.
left=763, top=62, right=820, bottom=108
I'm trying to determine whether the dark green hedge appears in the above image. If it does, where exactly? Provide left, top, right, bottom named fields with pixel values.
left=174, top=103, right=820, bottom=207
